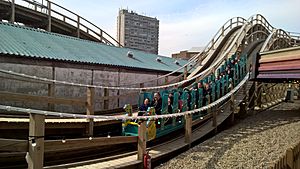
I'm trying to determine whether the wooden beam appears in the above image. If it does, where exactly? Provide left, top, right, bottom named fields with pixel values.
left=184, top=66, right=188, bottom=80
left=286, top=148, right=293, bottom=169
left=48, top=66, right=55, bottom=111
left=0, top=139, right=28, bottom=152
left=44, top=136, right=137, bottom=152
left=86, top=87, right=95, bottom=136
left=47, top=83, right=55, bottom=110
left=10, top=0, right=15, bottom=23
left=47, top=1, right=51, bottom=32
left=137, top=121, right=146, bottom=161
left=28, top=113, right=45, bottom=169
left=0, top=91, right=86, bottom=106
left=192, top=113, right=212, bottom=126
left=94, top=92, right=139, bottom=102
left=230, top=82, right=235, bottom=124
left=77, top=15, right=80, bottom=38
left=103, top=88, right=109, bottom=110
left=212, top=108, right=217, bottom=127
left=184, top=114, right=192, bottom=148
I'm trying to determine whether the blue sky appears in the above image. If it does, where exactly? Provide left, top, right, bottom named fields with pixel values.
left=53, top=0, right=300, bottom=56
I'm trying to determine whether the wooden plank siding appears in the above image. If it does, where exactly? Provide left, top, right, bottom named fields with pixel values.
left=0, top=136, right=137, bottom=152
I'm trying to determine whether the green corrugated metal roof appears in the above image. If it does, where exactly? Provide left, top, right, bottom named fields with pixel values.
left=0, top=22, right=188, bottom=72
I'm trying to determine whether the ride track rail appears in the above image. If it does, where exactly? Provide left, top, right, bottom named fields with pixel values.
left=0, top=12, right=298, bottom=168
left=0, top=73, right=288, bottom=169
left=0, top=14, right=298, bottom=91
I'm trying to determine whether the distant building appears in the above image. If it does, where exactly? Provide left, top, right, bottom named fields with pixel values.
left=117, top=9, right=159, bottom=54
left=172, top=47, right=204, bottom=60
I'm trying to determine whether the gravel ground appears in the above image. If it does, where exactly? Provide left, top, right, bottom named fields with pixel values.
left=156, top=101, right=300, bottom=169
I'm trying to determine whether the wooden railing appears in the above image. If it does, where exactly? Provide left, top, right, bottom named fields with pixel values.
left=0, top=74, right=141, bottom=135
left=269, top=140, right=300, bottom=169
left=4, top=0, right=122, bottom=47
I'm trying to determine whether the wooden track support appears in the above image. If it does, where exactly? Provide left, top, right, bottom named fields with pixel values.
left=28, top=113, right=45, bottom=169
left=212, top=108, right=217, bottom=133
left=10, top=0, right=15, bottom=23
left=230, top=81, right=235, bottom=124
left=184, top=114, right=192, bottom=148
left=137, top=121, right=147, bottom=161
left=47, top=1, right=51, bottom=32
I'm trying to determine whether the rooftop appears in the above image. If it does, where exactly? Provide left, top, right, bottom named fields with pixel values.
left=0, top=22, right=186, bottom=72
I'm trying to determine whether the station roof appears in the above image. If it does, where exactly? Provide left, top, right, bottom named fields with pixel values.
left=0, top=22, right=189, bottom=72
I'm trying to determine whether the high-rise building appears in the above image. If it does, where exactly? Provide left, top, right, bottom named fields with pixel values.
left=117, top=9, right=159, bottom=54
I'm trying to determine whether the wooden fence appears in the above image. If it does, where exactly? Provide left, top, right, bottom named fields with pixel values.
left=270, top=140, right=300, bottom=169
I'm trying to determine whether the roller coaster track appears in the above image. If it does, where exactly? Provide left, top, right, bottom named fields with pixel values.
left=115, top=14, right=289, bottom=87
left=0, top=0, right=122, bottom=47
left=0, top=13, right=297, bottom=168
left=0, top=14, right=298, bottom=90
left=187, top=14, right=300, bottom=81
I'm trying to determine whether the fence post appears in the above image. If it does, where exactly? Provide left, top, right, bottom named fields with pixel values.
left=77, top=15, right=80, bottom=38
left=47, top=0, right=51, bottom=32
left=86, top=87, right=95, bottom=136
left=47, top=83, right=55, bottom=110
left=184, top=66, right=188, bottom=80
left=104, top=88, right=109, bottom=110
left=212, top=108, right=217, bottom=133
left=184, top=114, right=192, bottom=148
left=137, top=120, right=147, bottom=161
left=28, top=113, right=45, bottom=169
left=230, top=81, right=235, bottom=124
left=287, top=148, right=294, bottom=169
left=207, top=95, right=211, bottom=114
left=10, top=0, right=15, bottom=23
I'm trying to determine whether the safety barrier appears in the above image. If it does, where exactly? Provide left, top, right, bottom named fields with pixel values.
left=269, top=140, right=300, bottom=169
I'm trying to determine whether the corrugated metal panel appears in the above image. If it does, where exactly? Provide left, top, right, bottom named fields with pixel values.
left=0, top=22, right=189, bottom=72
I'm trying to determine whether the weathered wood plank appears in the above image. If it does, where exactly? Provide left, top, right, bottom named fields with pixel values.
left=0, top=91, right=86, bottom=106
left=44, top=136, right=137, bottom=152
left=0, top=139, right=28, bottom=152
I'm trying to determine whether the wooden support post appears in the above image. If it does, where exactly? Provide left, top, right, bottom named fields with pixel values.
left=47, top=1, right=51, bottom=32
left=137, top=120, right=147, bottom=161
left=184, top=66, right=188, bottom=80
left=254, top=82, right=259, bottom=109
left=77, top=15, right=80, bottom=38
left=86, top=87, right=95, bottom=136
left=28, top=113, right=45, bottom=169
left=165, top=76, right=169, bottom=85
left=184, top=114, right=192, bottom=148
left=10, top=0, right=15, bottom=23
left=207, top=95, right=211, bottom=114
left=117, top=69, right=120, bottom=107
left=140, top=83, right=144, bottom=88
left=48, top=67, right=55, bottom=111
left=286, top=148, right=294, bottom=169
left=230, top=82, right=235, bottom=124
left=47, top=84, right=55, bottom=110
left=99, top=30, right=103, bottom=42
left=243, top=82, right=248, bottom=114
left=103, top=88, right=109, bottom=110
left=212, top=108, right=217, bottom=133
